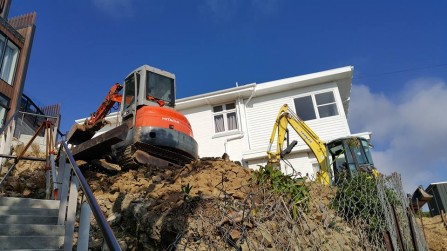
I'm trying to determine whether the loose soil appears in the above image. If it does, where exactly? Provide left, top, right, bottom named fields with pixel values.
left=417, top=215, right=447, bottom=251
left=1, top=152, right=446, bottom=250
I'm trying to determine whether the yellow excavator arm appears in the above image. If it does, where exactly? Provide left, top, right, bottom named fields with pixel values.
left=267, top=104, right=330, bottom=185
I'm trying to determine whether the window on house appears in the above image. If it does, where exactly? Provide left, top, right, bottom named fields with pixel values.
left=0, top=34, right=19, bottom=85
left=315, top=91, right=338, bottom=118
left=213, top=103, right=238, bottom=133
left=294, top=91, right=339, bottom=121
left=0, top=94, right=9, bottom=128
left=294, top=95, right=316, bottom=120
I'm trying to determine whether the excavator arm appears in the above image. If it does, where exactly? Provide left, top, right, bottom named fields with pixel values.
left=86, top=83, right=123, bottom=128
left=267, top=104, right=330, bottom=185
left=67, top=83, right=123, bottom=144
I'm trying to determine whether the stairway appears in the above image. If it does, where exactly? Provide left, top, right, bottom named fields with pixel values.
left=0, top=196, right=64, bottom=250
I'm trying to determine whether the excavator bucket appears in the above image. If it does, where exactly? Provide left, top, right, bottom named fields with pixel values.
left=71, top=124, right=129, bottom=160
left=66, top=123, right=96, bottom=145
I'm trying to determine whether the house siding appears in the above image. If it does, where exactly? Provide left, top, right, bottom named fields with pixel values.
left=239, top=82, right=350, bottom=176
left=246, top=151, right=313, bottom=176
left=178, top=80, right=351, bottom=179
left=246, top=82, right=349, bottom=151
left=180, top=99, right=249, bottom=160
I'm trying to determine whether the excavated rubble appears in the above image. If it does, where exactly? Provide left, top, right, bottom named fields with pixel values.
left=82, top=158, right=367, bottom=250
left=82, top=158, right=254, bottom=250
left=2, top=152, right=446, bottom=250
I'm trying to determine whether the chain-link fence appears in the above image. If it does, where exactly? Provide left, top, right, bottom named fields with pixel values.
left=168, top=169, right=428, bottom=251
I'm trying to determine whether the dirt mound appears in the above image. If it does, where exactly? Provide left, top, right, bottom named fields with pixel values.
left=417, top=216, right=447, bottom=251
left=83, top=159, right=369, bottom=250
left=83, top=158, right=253, bottom=250
left=84, top=158, right=252, bottom=214
left=2, top=154, right=444, bottom=250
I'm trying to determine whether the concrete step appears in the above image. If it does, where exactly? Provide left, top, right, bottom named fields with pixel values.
left=0, top=206, right=59, bottom=216
left=0, top=197, right=60, bottom=209
left=0, top=224, right=64, bottom=236
left=0, top=236, right=64, bottom=250
left=0, top=215, right=58, bottom=224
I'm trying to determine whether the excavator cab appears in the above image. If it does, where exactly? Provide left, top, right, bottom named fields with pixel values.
left=327, top=137, right=376, bottom=182
left=120, top=65, right=176, bottom=125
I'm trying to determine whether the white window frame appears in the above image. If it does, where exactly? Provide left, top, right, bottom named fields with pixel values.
left=314, top=91, right=339, bottom=119
left=293, top=90, right=339, bottom=121
left=0, top=33, right=20, bottom=85
left=212, top=102, right=239, bottom=134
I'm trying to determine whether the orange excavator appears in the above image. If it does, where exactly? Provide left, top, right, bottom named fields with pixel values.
left=67, top=65, right=198, bottom=169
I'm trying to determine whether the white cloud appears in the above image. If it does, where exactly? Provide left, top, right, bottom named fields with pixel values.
left=349, top=80, right=447, bottom=192
left=92, top=0, right=135, bottom=17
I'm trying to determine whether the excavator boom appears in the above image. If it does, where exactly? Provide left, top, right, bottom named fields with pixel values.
left=67, top=83, right=123, bottom=145
left=267, top=104, right=330, bottom=184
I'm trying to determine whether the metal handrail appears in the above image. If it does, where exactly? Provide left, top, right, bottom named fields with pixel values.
left=59, top=140, right=121, bottom=251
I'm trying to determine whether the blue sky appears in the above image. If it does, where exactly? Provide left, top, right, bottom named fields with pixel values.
left=9, top=1, right=447, bottom=191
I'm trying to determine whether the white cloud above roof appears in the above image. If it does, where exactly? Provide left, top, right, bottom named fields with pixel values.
left=349, top=79, right=447, bottom=192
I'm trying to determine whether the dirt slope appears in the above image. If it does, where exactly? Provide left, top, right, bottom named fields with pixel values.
left=2, top=154, right=446, bottom=250
left=417, top=216, right=447, bottom=251
left=82, top=158, right=254, bottom=250
left=82, top=159, right=369, bottom=250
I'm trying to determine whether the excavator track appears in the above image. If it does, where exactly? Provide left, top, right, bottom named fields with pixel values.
left=116, top=145, right=139, bottom=171
left=116, top=142, right=194, bottom=171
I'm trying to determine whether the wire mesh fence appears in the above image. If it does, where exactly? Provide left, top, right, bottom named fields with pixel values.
left=168, top=167, right=428, bottom=251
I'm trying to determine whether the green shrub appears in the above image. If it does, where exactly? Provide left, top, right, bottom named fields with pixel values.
left=254, top=164, right=309, bottom=219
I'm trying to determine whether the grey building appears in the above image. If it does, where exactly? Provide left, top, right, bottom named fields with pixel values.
left=426, top=182, right=447, bottom=217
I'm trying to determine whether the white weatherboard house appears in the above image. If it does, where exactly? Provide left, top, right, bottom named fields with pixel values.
left=176, top=66, right=368, bottom=177
left=76, top=66, right=368, bottom=178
